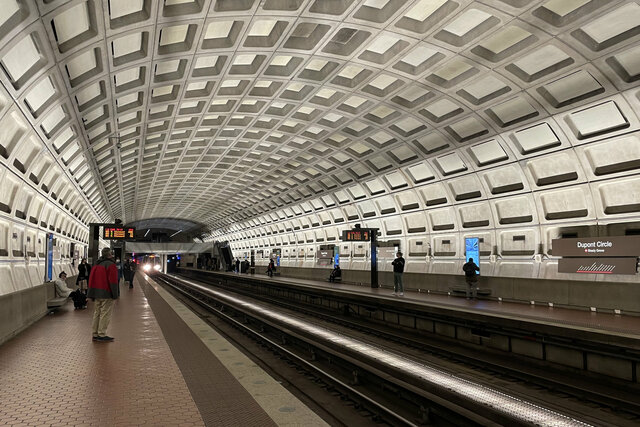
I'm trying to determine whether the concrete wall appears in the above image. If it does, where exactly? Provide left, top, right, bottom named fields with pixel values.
left=0, top=283, right=48, bottom=345
left=0, top=276, right=77, bottom=345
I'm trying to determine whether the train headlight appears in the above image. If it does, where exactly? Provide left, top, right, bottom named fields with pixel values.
left=143, top=264, right=151, bottom=272
left=153, top=264, right=161, bottom=271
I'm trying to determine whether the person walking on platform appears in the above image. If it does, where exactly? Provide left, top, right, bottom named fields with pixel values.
left=76, top=258, right=91, bottom=294
left=123, top=258, right=135, bottom=289
left=88, top=248, right=119, bottom=342
left=462, top=258, right=480, bottom=299
left=391, top=251, right=405, bottom=296
left=267, top=259, right=275, bottom=277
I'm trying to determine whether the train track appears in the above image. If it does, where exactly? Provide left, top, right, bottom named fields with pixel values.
left=152, top=273, right=640, bottom=426
left=193, top=272, right=640, bottom=422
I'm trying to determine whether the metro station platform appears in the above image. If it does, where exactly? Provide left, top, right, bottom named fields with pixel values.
left=0, top=275, right=327, bottom=427
left=181, top=268, right=640, bottom=341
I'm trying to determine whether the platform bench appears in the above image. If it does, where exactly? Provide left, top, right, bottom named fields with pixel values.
left=327, top=277, right=342, bottom=283
left=449, top=287, right=492, bottom=297
left=47, top=281, right=69, bottom=310
left=47, top=297, right=68, bottom=309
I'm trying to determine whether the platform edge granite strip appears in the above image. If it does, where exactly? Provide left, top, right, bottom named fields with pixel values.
left=143, top=274, right=329, bottom=427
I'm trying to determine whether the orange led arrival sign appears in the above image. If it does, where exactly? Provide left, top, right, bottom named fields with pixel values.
left=342, top=229, right=370, bottom=242
left=341, top=226, right=380, bottom=289
left=103, top=226, right=136, bottom=240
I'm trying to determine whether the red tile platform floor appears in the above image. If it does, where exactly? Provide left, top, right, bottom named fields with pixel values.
left=0, top=278, right=204, bottom=427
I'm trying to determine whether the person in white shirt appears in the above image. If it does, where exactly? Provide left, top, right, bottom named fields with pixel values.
left=54, top=271, right=74, bottom=298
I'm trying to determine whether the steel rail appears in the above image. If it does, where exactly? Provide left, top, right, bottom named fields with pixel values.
left=204, top=272, right=640, bottom=419
left=152, top=273, right=421, bottom=427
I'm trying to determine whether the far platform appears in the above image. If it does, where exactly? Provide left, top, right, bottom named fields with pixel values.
left=178, top=268, right=640, bottom=347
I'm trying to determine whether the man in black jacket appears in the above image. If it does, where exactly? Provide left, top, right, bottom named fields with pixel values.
left=391, top=251, right=405, bottom=296
left=462, top=258, right=480, bottom=299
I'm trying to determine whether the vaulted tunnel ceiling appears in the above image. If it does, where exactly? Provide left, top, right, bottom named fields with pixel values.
left=1, top=0, right=639, bottom=238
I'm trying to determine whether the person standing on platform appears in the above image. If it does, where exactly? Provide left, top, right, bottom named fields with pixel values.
left=329, top=265, right=341, bottom=282
left=391, top=251, right=405, bottom=296
left=76, top=258, right=91, bottom=294
left=235, top=258, right=240, bottom=273
left=88, top=248, right=119, bottom=342
left=123, top=258, right=135, bottom=289
left=462, top=258, right=480, bottom=299
left=267, top=259, right=275, bottom=277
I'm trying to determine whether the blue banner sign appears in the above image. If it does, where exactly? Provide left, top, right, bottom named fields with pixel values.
left=334, top=253, right=340, bottom=268
left=46, top=233, right=53, bottom=281
left=465, top=237, right=480, bottom=276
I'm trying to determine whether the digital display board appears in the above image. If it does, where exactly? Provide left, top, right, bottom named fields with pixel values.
left=103, top=226, right=136, bottom=240
left=465, top=237, right=480, bottom=276
left=342, top=229, right=371, bottom=242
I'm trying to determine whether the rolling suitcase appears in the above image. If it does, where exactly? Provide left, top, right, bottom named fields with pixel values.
left=71, top=291, right=87, bottom=309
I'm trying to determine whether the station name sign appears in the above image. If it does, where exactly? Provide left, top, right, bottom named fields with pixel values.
left=552, top=236, right=640, bottom=257
left=103, top=226, right=136, bottom=240
left=316, top=250, right=333, bottom=259
left=558, top=258, right=638, bottom=275
left=342, top=229, right=371, bottom=242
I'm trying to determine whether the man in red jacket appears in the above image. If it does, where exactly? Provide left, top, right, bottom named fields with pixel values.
left=88, top=248, right=120, bottom=342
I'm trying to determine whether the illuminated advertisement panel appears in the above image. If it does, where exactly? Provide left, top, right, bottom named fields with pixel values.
left=465, top=237, right=480, bottom=276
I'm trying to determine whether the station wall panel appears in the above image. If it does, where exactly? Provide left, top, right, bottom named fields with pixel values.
left=537, top=185, right=595, bottom=223
left=493, top=195, right=536, bottom=226
left=480, top=165, right=527, bottom=196
left=432, top=234, right=458, bottom=257
left=418, top=182, right=450, bottom=207
left=404, top=212, right=427, bottom=234
left=499, top=228, right=539, bottom=257
left=429, top=207, right=457, bottom=231
left=595, top=177, right=640, bottom=217
left=407, top=237, right=429, bottom=257
left=382, top=215, right=403, bottom=236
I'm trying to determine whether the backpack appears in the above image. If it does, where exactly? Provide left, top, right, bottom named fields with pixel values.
left=71, top=291, right=87, bottom=309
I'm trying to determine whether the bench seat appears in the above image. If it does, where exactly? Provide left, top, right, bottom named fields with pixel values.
left=450, top=286, right=491, bottom=296
left=47, top=297, right=68, bottom=309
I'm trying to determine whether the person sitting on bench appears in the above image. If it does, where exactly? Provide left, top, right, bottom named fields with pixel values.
left=54, top=271, right=87, bottom=309
left=54, top=271, right=75, bottom=298
left=329, top=265, right=341, bottom=282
